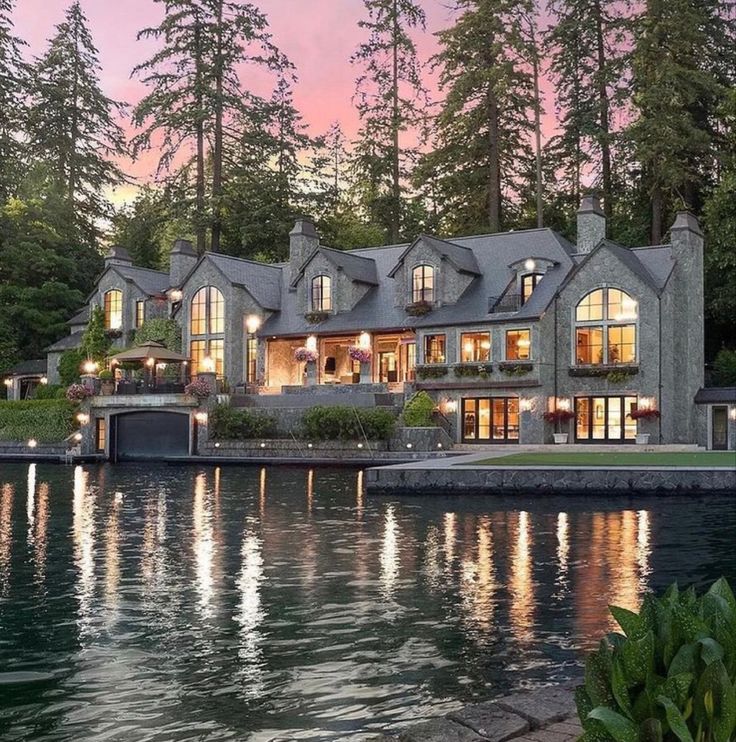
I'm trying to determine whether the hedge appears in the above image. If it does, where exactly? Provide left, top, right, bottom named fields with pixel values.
left=0, top=399, right=77, bottom=442
left=301, top=405, right=396, bottom=441
left=210, top=405, right=278, bottom=440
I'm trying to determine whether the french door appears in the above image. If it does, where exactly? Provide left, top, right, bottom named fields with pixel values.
left=575, top=396, right=638, bottom=442
left=462, top=397, right=519, bottom=443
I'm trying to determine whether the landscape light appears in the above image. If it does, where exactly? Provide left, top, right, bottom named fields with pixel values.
left=76, top=413, right=90, bottom=424
left=307, top=443, right=313, bottom=449
left=81, top=360, right=97, bottom=374
left=260, top=442, right=266, bottom=448
left=40, top=376, right=48, bottom=385
left=73, top=432, right=83, bottom=442
left=27, top=439, right=37, bottom=449
left=357, top=443, right=364, bottom=449
left=195, top=412, right=208, bottom=424
left=437, top=443, right=443, bottom=449
left=214, top=442, right=220, bottom=448
left=406, top=443, right=413, bottom=449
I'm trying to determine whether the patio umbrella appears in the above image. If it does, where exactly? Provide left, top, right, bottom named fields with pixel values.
left=110, top=341, right=189, bottom=363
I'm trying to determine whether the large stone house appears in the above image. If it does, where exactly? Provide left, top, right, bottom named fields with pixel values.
left=42, top=196, right=729, bottom=448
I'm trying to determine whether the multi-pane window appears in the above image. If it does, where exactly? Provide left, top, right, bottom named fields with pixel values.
left=246, top=337, right=258, bottom=383
left=95, top=418, right=106, bottom=452
left=423, top=334, right=446, bottom=364
left=104, top=290, right=123, bottom=330
left=505, top=329, right=531, bottom=361
left=311, top=275, right=332, bottom=312
left=460, top=332, right=491, bottom=362
left=520, top=273, right=543, bottom=305
left=135, top=300, right=144, bottom=328
left=191, top=286, right=224, bottom=336
left=574, top=288, right=638, bottom=365
left=412, top=265, right=434, bottom=303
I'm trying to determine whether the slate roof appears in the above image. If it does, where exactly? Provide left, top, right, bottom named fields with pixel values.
left=116, top=265, right=170, bottom=296
left=292, top=246, right=379, bottom=287
left=67, top=306, right=90, bottom=325
left=388, top=234, right=480, bottom=277
left=45, top=333, right=83, bottom=352
left=206, top=253, right=282, bottom=310
left=7, top=359, right=46, bottom=376
left=694, top=387, right=736, bottom=404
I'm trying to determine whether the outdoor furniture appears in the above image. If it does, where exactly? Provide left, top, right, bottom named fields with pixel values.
left=109, top=341, right=190, bottom=394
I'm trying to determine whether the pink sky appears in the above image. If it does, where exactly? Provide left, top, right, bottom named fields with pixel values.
left=13, top=0, right=559, bottom=202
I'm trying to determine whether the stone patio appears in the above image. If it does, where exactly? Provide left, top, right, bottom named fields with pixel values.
left=374, top=686, right=582, bottom=742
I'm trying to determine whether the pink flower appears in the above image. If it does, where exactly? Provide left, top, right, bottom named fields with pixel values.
left=294, top=347, right=318, bottom=363
left=347, top=346, right=372, bottom=363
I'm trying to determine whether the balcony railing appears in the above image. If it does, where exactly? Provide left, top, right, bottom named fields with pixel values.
left=488, top=293, right=522, bottom=313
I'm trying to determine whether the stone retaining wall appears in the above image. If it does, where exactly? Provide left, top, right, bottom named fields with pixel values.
left=366, top=464, right=736, bottom=495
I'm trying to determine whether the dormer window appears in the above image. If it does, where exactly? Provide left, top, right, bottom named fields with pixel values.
left=103, top=290, right=122, bottom=330
left=311, top=275, right=332, bottom=312
left=520, top=273, right=543, bottom=305
left=412, top=265, right=434, bottom=303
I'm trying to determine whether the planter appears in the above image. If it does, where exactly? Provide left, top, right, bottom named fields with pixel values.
left=553, top=432, right=569, bottom=444
left=100, top=381, right=115, bottom=396
left=305, top=361, right=317, bottom=387
left=635, top=433, right=650, bottom=445
left=359, top=361, right=371, bottom=384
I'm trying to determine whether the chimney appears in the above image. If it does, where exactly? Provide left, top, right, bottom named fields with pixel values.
left=289, top=216, right=319, bottom=286
left=104, top=244, right=133, bottom=268
left=169, top=238, right=198, bottom=287
left=576, top=195, right=606, bottom=253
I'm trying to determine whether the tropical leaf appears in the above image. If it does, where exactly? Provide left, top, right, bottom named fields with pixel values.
left=657, top=695, right=694, bottom=742
left=587, top=707, right=639, bottom=742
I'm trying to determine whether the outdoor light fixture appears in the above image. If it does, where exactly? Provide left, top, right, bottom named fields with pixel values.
left=357, top=443, right=364, bottom=449
left=306, top=335, right=318, bottom=352
left=81, top=360, right=98, bottom=374
left=246, top=315, right=261, bottom=334
left=214, top=442, right=220, bottom=448
left=406, top=443, right=413, bottom=449
left=444, top=399, right=457, bottom=413
left=76, top=413, right=90, bottom=425
left=169, top=289, right=183, bottom=303
left=27, top=439, right=37, bottom=449
left=639, top=397, right=655, bottom=410
left=307, top=443, right=313, bottom=449
left=195, top=412, right=208, bottom=424
left=557, top=398, right=571, bottom=411
left=260, top=442, right=266, bottom=448
left=358, top=332, right=371, bottom=349
left=437, top=443, right=443, bottom=449
left=40, top=376, right=48, bottom=385
left=145, top=357, right=155, bottom=368
left=520, top=398, right=533, bottom=412
left=73, top=433, right=83, bottom=442
left=200, top=356, right=215, bottom=373
left=3, top=379, right=11, bottom=387
left=524, top=258, right=536, bottom=272
left=730, top=407, right=736, bottom=421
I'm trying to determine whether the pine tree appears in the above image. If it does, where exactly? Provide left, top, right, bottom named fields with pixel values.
left=351, top=0, right=428, bottom=243
left=421, top=0, right=534, bottom=234
left=27, top=1, right=126, bottom=239
left=0, top=0, right=28, bottom=200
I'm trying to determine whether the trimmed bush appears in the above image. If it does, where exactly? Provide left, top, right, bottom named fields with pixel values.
left=33, top=384, right=66, bottom=400
left=58, top=349, right=85, bottom=385
left=402, top=391, right=437, bottom=427
left=0, top=399, right=77, bottom=442
left=577, top=577, right=736, bottom=742
left=300, top=405, right=396, bottom=441
left=210, top=405, right=278, bottom=440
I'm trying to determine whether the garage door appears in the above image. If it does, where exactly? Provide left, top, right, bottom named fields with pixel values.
left=113, top=412, right=190, bottom=460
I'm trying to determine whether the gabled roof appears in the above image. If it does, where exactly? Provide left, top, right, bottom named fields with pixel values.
left=67, top=305, right=90, bottom=325
left=203, top=253, right=282, bottom=310
left=6, top=359, right=46, bottom=376
left=93, top=264, right=170, bottom=299
left=388, top=234, right=480, bottom=277
left=694, top=387, right=736, bottom=404
left=290, top=245, right=379, bottom=288
left=44, top=333, right=83, bottom=352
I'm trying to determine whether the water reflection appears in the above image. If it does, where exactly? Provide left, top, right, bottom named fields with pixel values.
left=380, top=504, right=399, bottom=601
left=26, top=463, right=36, bottom=540
left=0, top=482, right=13, bottom=596
left=33, top=482, right=49, bottom=588
left=72, top=465, right=95, bottom=635
left=509, top=511, right=534, bottom=644
left=460, top=515, right=496, bottom=636
left=555, top=512, right=570, bottom=598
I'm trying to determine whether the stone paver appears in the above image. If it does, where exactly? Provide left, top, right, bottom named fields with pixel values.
left=496, top=687, right=576, bottom=730
left=448, top=703, right=529, bottom=741
left=396, top=718, right=486, bottom=741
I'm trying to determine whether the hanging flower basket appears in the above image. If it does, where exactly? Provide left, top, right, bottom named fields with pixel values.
left=348, top=346, right=372, bottom=363
left=294, top=347, right=318, bottom=363
left=66, top=383, right=92, bottom=401
left=185, top=378, right=212, bottom=400
left=628, top=407, right=660, bottom=421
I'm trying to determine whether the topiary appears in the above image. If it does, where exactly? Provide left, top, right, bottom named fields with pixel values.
left=80, top=306, right=111, bottom=363
left=58, top=349, right=85, bottom=385
left=402, top=391, right=437, bottom=427
left=576, top=577, right=736, bottom=742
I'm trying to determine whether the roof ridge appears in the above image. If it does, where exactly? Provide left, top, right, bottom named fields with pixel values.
left=207, top=251, right=282, bottom=269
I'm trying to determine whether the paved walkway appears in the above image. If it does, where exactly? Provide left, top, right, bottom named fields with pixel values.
left=374, top=686, right=581, bottom=742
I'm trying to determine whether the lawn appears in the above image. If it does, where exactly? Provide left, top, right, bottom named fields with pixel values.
left=469, top=451, right=736, bottom=468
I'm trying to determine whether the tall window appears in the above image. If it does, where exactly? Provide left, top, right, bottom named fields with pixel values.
left=246, top=337, right=258, bottom=383
left=190, top=286, right=225, bottom=376
left=104, top=290, right=122, bottom=330
left=423, top=334, right=446, bottom=364
left=311, top=275, right=332, bottom=312
left=506, top=329, right=531, bottom=360
left=412, top=265, right=434, bottom=303
left=135, top=300, right=144, bottom=328
left=575, top=288, right=638, bottom=365
left=520, top=273, right=543, bottom=304
left=460, top=332, right=491, bottom=362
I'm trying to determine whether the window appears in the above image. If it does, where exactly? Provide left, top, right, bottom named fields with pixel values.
left=462, top=398, right=519, bottom=443
left=412, top=265, right=434, bottom=304
left=506, top=329, right=531, bottom=361
left=521, top=273, right=543, bottom=305
left=135, top=300, right=144, bottom=328
left=574, top=288, right=638, bottom=365
left=423, top=334, right=446, bottom=364
left=103, top=290, right=122, bottom=330
left=311, top=275, right=332, bottom=312
left=189, top=339, right=224, bottom=377
left=246, top=337, right=258, bottom=383
left=190, top=286, right=225, bottom=377
left=95, top=418, right=106, bottom=452
left=460, top=332, right=491, bottom=362
left=575, top=396, right=638, bottom=442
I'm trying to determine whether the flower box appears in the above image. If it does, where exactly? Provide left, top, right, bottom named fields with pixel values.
left=304, top=311, right=329, bottom=324
left=453, top=363, right=492, bottom=378
left=416, top=365, right=449, bottom=380
left=498, top=362, right=534, bottom=377
left=405, top=300, right=432, bottom=317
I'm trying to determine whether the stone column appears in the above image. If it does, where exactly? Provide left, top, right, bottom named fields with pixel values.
left=360, top=361, right=371, bottom=384
left=305, top=361, right=317, bottom=387
left=197, top=371, right=217, bottom=397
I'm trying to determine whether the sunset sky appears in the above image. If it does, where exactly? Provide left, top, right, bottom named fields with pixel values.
left=12, top=0, right=560, bottom=202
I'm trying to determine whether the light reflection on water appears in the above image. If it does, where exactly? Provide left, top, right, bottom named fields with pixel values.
left=0, top=463, right=734, bottom=741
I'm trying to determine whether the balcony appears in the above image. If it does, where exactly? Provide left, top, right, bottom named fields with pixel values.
left=488, top=293, right=522, bottom=313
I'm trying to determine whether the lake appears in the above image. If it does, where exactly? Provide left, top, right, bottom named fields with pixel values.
left=0, top=463, right=734, bottom=740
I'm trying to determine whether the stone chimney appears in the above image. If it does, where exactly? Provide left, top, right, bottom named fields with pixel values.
left=169, top=238, right=198, bottom=287
left=104, top=244, right=133, bottom=268
left=576, top=195, right=606, bottom=253
left=289, top=216, right=319, bottom=287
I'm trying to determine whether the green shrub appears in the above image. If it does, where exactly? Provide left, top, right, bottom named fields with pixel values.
left=58, top=349, right=85, bottom=385
left=0, top=399, right=77, bottom=442
left=98, top=369, right=114, bottom=381
left=416, top=365, right=448, bottom=380
left=577, top=577, right=736, bottom=742
left=33, top=384, right=66, bottom=400
left=402, top=391, right=437, bottom=427
left=210, top=405, right=278, bottom=440
left=300, top=405, right=396, bottom=441
left=134, top=318, right=182, bottom=352
left=713, top=349, right=736, bottom=386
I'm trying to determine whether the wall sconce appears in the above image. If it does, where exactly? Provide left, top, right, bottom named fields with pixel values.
left=358, top=331, right=371, bottom=349
left=557, top=398, right=571, bottom=411
left=76, top=413, right=90, bottom=425
left=40, top=376, right=48, bottom=385
left=169, top=289, right=183, bottom=303
left=246, top=314, right=261, bottom=334
left=443, top=399, right=457, bottom=414
left=73, top=432, right=83, bottom=442
left=729, top=407, right=736, bottom=421
left=520, top=397, right=533, bottom=412
left=306, top=335, right=318, bottom=352
left=524, top=258, right=536, bottom=272
left=200, top=356, right=215, bottom=373
left=194, top=412, right=208, bottom=424
left=27, top=439, right=37, bottom=449
left=639, top=397, right=654, bottom=410
left=81, top=360, right=98, bottom=375
left=3, top=378, right=12, bottom=387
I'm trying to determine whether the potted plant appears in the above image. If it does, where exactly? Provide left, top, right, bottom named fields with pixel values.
left=185, top=377, right=213, bottom=401
left=629, top=406, right=660, bottom=444
left=543, top=408, right=575, bottom=443
left=348, top=345, right=372, bottom=383
left=294, top=346, right=318, bottom=386
left=98, top=369, right=115, bottom=395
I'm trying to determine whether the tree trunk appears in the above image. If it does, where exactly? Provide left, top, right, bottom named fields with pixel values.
left=593, top=0, right=612, bottom=223
left=194, top=17, right=206, bottom=254
left=487, top=87, right=501, bottom=233
left=211, top=0, right=224, bottom=253
left=390, top=0, right=401, bottom=243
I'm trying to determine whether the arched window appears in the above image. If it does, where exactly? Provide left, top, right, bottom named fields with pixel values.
left=311, top=275, right=332, bottom=312
left=412, top=265, right=434, bottom=303
left=574, top=288, right=638, bottom=366
left=190, top=286, right=225, bottom=377
left=103, top=290, right=122, bottom=330
left=520, top=273, right=543, bottom=304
